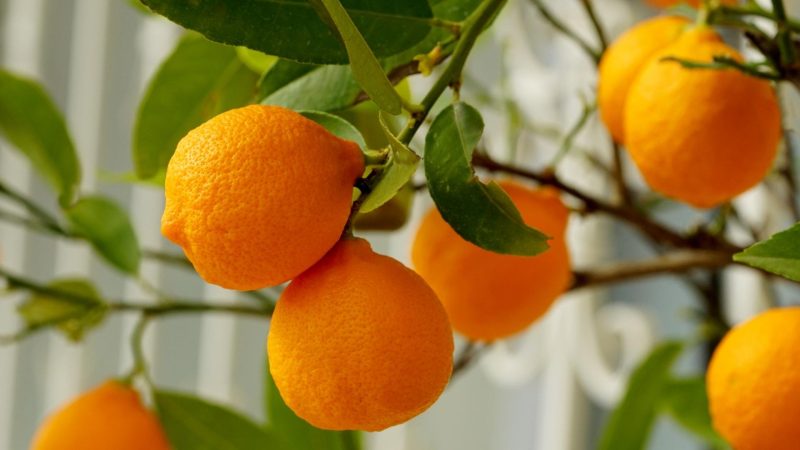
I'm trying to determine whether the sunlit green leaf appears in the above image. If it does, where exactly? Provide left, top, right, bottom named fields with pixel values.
left=315, top=0, right=402, bottom=114
left=0, top=70, right=80, bottom=207
left=300, top=111, right=366, bottom=149
left=64, top=196, right=140, bottom=274
left=18, top=279, right=106, bottom=342
left=133, top=33, right=258, bottom=179
left=734, top=222, right=800, bottom=281
left=155, top=390, right=276, bottom=450
left=359, top=112, right=419, bottom=213
left=265, top=363, right=361, bottom=450
left=424, top=102, right=549, bottom=256
left=236, top=47, right=277, bottom=74
left=140, top=0, right=433, bottom=65
left=599, top=341, right=685, bottom=450
left=660, top=377, right=730, bottom=449
left=261, top=63, right=360, bottom=112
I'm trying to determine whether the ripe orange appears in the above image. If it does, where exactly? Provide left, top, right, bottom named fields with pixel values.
left=598, top=15, right=689, bottom=143
left=267, top=238, right=454, bottom=431
left=647, top=0, right=737, bottom=7
left=411, top=181, right=571, bottom=341
left=707, top=307, right=800, bottom=450
left=162, top=105, right=364, bottom=290
left=30, top=380, right=170, bottom=450
left=624, top=27, right=780, bottom=208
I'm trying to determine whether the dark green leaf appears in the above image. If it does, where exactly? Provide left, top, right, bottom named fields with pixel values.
left=133, top=33, right=258, bottom=179
left=0, top=70, right=80, bottom=207
left=18, top=279, right=106, bottom=342
left=734, top=222, right=800, bottom=281
left=300, top=111, right=366, bottom=149
left=599, top=341, right=685, bottom=450
left=155, top=390, right=275, bottom=450
left=424, top=102, right=549, bottom=256
left=140, top=0, right=433, bottom=65
left=265, top=363, right=361, bottom=450
left=360, top=111, right=418, bottom=213
left=262, top=63, right=360, bottom=112
left=316, top=0, right=402, bottom=114
left=660, top=377, right=730, bottom=449
left=64, top=196, right=140, bottom=274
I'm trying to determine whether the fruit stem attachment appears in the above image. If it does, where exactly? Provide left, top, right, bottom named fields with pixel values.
left=362, top=148, right=390, bottom=168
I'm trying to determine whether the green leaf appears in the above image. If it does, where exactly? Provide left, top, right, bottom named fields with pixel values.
left=0, top=70, right=80, bottom=207
left=300, top=111, right=366, bottom=149
left=265, top=363, right=361, bottom=450
left=155, top=390, right=275, bottom=450
left=315, top=0, right=402, bottom=114
left=64, top=196, right=140, bottom=274
left=127, top=0, right=153, bottom=14
left=424, top=102, right=549, bottom=256
left=262, top=63, right=360, bottom=112
left=236, top=47, right=277, bottom=74
left=599, top=341, right=685, bottom=450
left=359, top=112, right=419, bottom=213
left=660, top=377, right=730, bottom=449
left=18, top=279, right=106, bottom=342
left=734, top=222, right=800, bottom=281
left=140, top=0, right=433, bottom=65
left=133, top=33, right=258, bottom=179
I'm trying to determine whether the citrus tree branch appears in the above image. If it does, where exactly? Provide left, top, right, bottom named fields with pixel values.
left=527, top=0, right=600, bottom=63
left=0, top=266, right=273, bottom=320
left=471, top=151, right=704, bottom=248
left=570, top=249, right=736, bottom=290
left=398, top=0, right=509, bottom=145
left=0, top=180, right=67, bottom=234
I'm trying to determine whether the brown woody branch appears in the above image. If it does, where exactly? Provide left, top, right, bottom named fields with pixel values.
left=570, top=249, right=737, bottom=290
left=471, top=152, right=737, bottom=250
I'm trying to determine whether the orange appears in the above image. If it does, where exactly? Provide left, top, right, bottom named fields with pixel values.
left=267, top=238, right=453, bottom=431
left=624, top=27, right=780, bottom=208
left=707, top=307, right=800, bottom=450
left=162, top=105, right=364, bottom=290
left=30, top=380, right=170, bottom=450
left=598, top=15, right=689, bottom=143
left=647, top=0, right=737, bottom=7
left=411, top=181, right=571, bottom=341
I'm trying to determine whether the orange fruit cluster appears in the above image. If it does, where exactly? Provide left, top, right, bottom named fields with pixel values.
left=707, top=307, right=800, bottom=450
left=412, top=181, right=571, bottom=341
left=30, top=381, right=170, bottom=450
left=160, top=104, right=453, bottom=430
left=599, top=20, right=780, bottom=208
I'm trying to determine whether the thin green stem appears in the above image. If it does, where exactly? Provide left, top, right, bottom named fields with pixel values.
left=580, top=0, right=608, bottom=53
left=0, top=267, right=273, bottom=317
left=0, top=180, right=67, bottom=233
left=771, top=0, right=796, bottom=66
left=398, top=0, right=509, bottom=145
left=528, top=0, right=600, bottom=64
left=126, top=314, right=153, bottom=386
left=714, top=4, right=800, bottom=32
